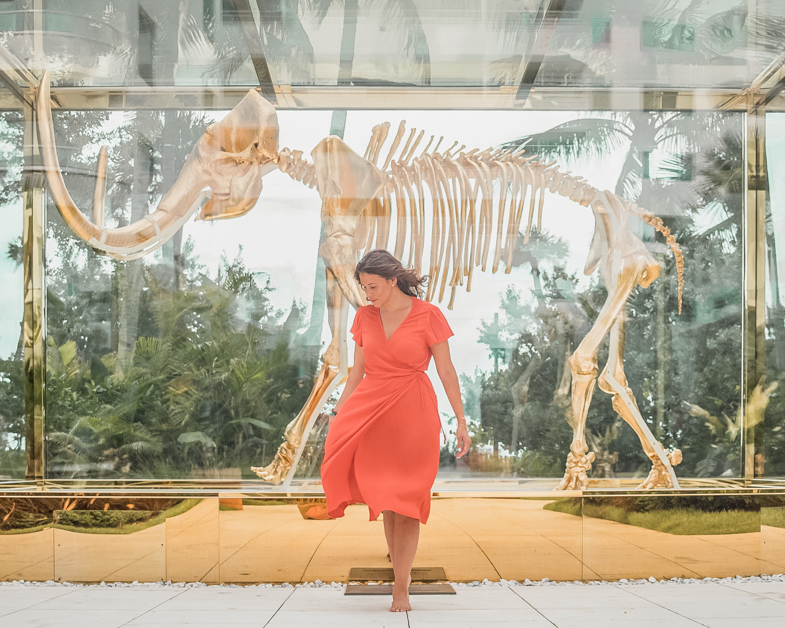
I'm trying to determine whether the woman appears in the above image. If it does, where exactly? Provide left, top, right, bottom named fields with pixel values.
left=321, top=249, right=471, bottom=612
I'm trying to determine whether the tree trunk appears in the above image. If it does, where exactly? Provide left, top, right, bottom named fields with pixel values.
left=655, top=269, right=667, bottom=440
left=160, top=110, right=185, bottom=291
left=116, top=113, right=153, bottom=373
left=510, top=355, right=541, bottom=453
left=302, top=224, right=328, bottom=371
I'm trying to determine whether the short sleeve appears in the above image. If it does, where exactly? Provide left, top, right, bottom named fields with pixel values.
left=425, top=306, right=454, bottom=347
left=350, top=307, right=365, bottom=347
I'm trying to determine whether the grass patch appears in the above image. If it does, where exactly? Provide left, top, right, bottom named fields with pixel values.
left=542, top=498, right=582, bottom=517
left=53, top=498, right=201, bottom=535
left=544, top=498, right=759, bottom=535
left=762, top=508, right=785, bottom=530
left=241, top=499, right=288, bottom=507
left=0, top=523, right=52, bottom=536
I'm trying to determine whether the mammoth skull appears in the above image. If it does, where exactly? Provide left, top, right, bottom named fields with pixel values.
left=195, top=90, right=279, bottom=222
left=37, top=72, right=280, bottom=260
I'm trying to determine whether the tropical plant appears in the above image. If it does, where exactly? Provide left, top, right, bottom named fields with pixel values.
left=45, top=243, right=316, bottom=479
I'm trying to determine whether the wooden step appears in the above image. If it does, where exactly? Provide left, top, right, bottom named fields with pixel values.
left=348, top=566, right=447, bottom=582
left=345, top=583, right=455, bottom=595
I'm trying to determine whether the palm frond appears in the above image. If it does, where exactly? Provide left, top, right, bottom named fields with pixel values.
left=370, top=0, right=431, bottom=85
left=501, top=118, right=632, bottom=164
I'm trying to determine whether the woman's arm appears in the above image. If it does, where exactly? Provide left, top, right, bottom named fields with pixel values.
left=431, top=340, right=472, bottom=458
left=332, top=343, right=366, bottom=416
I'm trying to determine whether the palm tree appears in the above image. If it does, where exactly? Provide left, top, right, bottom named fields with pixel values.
left=256, top=0, right=316, bottom=85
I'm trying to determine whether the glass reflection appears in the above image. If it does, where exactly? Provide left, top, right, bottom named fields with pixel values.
left=0, top=106, right=24, bottom=481
left=581, top=494, right=764, bottom=580
left=0, top=0, right=257, bottom=88
left=0, top=497, right=55, bottom=581
left=763, top=112, right=785, bottom=477
left=263, top=109, right=744, bottom=488
left=44, top=107, right=329, bottom=480
left=498, top=110, right=741, bottom=484
left=1, top=2, right=783, bottom=90
left=40, top=104, right=745, bottom=485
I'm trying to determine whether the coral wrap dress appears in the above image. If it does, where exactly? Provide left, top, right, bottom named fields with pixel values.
left=321, top=297, right=454, bottom=524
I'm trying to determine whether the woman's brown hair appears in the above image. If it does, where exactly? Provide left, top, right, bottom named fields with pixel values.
left=354, top=249, right=428, bottom=298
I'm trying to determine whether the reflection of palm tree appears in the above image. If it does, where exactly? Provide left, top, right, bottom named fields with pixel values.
left=256, top=0, right=315, bottom=84
left=179, top=2, right=252, bottom=83
left=502, top=112, right=727, bottom=208
left=502, top=110, right=737, bottom=459
left=309, top=0, right=431, bottom=86
left=478, top=231, right=582, bottom=453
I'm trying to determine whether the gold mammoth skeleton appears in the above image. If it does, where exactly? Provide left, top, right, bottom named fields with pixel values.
left=36, top=73, right=684, bottom=491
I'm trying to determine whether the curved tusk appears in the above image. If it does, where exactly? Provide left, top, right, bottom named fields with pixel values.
left=37, top=71, right=103, bottom=244
left=93, top=146, right=107, bottom=227
left=37, top=71, right=207, bottom=259
left=94, top=191, right=210, bottom=260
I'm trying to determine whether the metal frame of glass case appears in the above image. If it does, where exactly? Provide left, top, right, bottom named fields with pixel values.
left=3, top=0, right=785, bottom=582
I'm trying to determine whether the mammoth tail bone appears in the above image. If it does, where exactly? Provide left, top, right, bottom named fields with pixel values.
left=630, top=207, right=685, bottom=314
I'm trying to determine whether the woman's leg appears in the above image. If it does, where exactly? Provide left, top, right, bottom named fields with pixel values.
left=382, top=510, right=395, bottom=568
left=390, top=512, right=420, bottom=612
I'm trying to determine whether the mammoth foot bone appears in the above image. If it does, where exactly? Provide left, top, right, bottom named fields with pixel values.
left=557, top=441, right=596, bottom=491
left=637, top=448, right=682, bottom=490
left=251, top=440, right=297, bottom=484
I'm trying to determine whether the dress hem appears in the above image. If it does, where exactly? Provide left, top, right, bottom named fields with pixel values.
left=327, top=499, right=430, bottom=525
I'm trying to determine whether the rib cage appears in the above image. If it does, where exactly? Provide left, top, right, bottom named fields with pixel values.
left=278, top=123, right=685, bottom=313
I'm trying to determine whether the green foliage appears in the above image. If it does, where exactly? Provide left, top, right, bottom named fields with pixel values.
left=545, top=497, right=760, bottom=535
left=762, top=508, right=785, bottom=530
left=468, top=114, right=745, bottom=479
left=44, top=246, right=316, bottom=479
left=0, top=357, right=24, bottom=478
left=55, top=509, right=160, bottom=531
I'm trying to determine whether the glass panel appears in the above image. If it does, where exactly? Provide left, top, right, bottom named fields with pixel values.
left=542, top=0, right=780, bottom=90
left=42, top=102, right=744, bottom=488
left=581, top=494, right=762, bottom=580
left=0, top=497, right=56, bottom=581
left=763, top=112, right=785, bottom=477
left=286, top=108, right=744, bottom=490
left=218, top=495, right=582, bottom=582
left=1, top=1, right=784, bottom=90
left=761, top=496, right=785, bottom=572
left=0, top=104, right=25, bottom=481
left=44, top=106, right=332, bottom=480
left=265, top=0, right=785, bottom=89
left=0, top=0, right=258, bottom=87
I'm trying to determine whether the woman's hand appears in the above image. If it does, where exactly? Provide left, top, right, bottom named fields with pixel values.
left=455, top=423, right=471, bottom=459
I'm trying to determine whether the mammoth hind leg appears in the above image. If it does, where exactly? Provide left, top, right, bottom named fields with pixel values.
left=597, top=316, right=681, bottom=489
left=558, top=267, right=640, bottom=491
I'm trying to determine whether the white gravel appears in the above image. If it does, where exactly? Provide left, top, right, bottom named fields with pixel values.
left=1, top=574, right=783, bottom=589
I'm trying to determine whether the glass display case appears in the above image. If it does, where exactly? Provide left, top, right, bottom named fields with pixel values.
left=0, top=0, right=783, bottom=492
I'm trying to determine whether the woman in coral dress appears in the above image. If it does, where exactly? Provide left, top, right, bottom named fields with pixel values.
left=321, top=249, right=471, bottom=612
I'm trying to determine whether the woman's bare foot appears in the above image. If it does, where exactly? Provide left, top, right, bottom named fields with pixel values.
left=390, top=575, right=412, bottom=612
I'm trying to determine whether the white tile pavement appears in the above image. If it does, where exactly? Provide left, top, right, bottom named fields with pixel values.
left=0, top=577, right=784, bottom=627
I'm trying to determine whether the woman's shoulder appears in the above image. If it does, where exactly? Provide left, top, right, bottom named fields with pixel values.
left=414, top=298, right=450, bottom=321
left=357, top=304, right=377, bottom=317
left=415, top=298, right=442, bottom=313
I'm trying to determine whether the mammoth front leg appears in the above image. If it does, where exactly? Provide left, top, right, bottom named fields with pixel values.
left=598, top=316, right=681, bottom=489
left=558, top=267, right=641, bottom=491
left=251, top=268, right=349, bottom=485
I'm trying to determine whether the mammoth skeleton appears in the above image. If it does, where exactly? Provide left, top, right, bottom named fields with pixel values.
left=36, top=73, right=684, bottom=491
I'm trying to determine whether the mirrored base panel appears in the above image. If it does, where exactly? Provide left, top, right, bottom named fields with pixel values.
left=2, top=489, right=784, bottom=584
